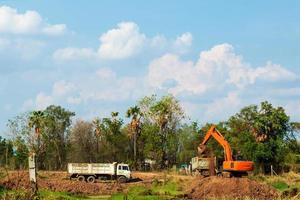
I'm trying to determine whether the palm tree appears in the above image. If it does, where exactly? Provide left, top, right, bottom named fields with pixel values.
left=28, top=110, right=46, bottom=195
left=28, top=110, right=46, bottom=136
left=126, top=106, right=143, bottom=167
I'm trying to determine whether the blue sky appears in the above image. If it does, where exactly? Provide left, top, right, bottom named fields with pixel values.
left=0, top=0, right=300, bottom=136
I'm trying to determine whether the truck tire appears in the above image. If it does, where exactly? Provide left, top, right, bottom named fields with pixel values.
left=77, top=175, right=85, bottom=182
left=87, top=176, right=95, bottom=183
left=118, top=176, right=127, bottom=183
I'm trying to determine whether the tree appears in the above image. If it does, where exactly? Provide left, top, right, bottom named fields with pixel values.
left=68, top=120, right=97, bottom=163
left=28, top=110, right=46, bottom=158
left=42, top=105, right=75, bottom=169
left=0, top=137, right=14, bottom=168
left=13, top=137, right=29, bottom=169
left=139, top=95, right=184, bottom=168
left=126, top=105, right=143, bottom=168
left=7, top=106, right=75, bottom=170
left=93, top=118, right=103, bottom=162
left=227, top=101, right=296, bottom=173
left=100, top=112, right=128, bottom=162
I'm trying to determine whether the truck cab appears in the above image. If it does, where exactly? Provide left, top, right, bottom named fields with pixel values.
left=116, top=163, right=131, bottom=181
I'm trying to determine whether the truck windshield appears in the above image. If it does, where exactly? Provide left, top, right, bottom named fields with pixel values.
left=122, top=166, right=129, bottom=171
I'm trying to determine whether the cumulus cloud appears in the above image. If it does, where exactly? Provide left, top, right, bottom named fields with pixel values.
left=98, top=22, right=146, bottom=59
left=148, top=54, right=206, bottom=95
left=173, top=32, right=193, bottom=53
left=22, top=67, right=147, bottom=111
left=0, top=6, right=66, bottom=35
left=23, top=80, right=75, bottom=110
left=148, top=43, right=297, bottom=95
left=53, top=21, right=193, bottom=61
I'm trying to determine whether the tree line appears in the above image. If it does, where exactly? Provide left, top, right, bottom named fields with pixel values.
left=1, top=94, right=299, bottom=173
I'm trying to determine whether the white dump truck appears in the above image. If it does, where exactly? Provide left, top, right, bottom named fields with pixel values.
left=67, top=162, right=131, bottom=183
left=191, top=156, right=218, bottom=176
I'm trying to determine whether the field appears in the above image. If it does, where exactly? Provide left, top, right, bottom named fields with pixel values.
left=0, top=170, right=299, bottom=200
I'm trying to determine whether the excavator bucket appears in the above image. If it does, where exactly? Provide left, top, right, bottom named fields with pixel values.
left=198, top=144, right=207, bottom=155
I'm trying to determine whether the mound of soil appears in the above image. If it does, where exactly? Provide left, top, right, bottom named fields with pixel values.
left=189, top=177, right=278, bottom=200
left=0, top=171, right=124, bottom=195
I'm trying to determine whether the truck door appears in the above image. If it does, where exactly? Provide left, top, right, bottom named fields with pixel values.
left=117, top=165, right=131, bottom=179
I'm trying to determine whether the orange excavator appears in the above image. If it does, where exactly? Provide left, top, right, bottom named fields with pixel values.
left=198, top=125, right=254, bottom=177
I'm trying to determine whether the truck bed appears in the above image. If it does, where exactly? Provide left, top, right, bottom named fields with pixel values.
left=68, top=163, right=116, bottom=175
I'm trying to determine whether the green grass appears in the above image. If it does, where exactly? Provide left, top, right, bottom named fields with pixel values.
left=271, top=181, right=289, bottom=191
left=39, top=190, right=87, bottom=199
left=0, top=189, right=111, bottom=200
left=109, top=180, right=184, bottom=200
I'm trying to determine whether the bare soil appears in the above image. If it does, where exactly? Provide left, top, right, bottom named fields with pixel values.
left=0, top=171, right=280, bottom=199
left=189, top=176, right=278, bottom=200
left=0, top=171, right=191, bottom=195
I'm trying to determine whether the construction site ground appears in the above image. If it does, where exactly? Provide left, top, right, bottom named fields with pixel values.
left=0, top=170, right=299, bottom=199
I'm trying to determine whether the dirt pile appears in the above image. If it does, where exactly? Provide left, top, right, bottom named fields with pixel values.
left=0, top=171, right=124, bottom=195
left=189, top=177, right=278, bottom=200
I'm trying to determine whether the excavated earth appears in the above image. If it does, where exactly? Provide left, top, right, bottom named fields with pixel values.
left=0, top=171, right=125, bottom=195
left=0, top=171, right=280, bottom=199
left=189, top=176, right=278, bottom=200
left=0, top=171, right=189, bottom=195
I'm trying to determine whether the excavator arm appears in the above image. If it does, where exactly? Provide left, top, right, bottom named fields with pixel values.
left=198, top=125, right=233, bottom=161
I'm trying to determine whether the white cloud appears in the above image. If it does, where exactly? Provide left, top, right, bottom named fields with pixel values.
left=42, top=24, right=67, bottom=36
left=248, top=61, right=297, bottom=82
left=52, top=21, right=193, bottom=61
left=53, top=47, right=96, bottom=61
left=175, top=32, right=192, bottom=47
left=0, top=6, right=66, bottom=35
left=148, top=53, right=206, bottom=95
left=98, top=22, right=146, bottom=59
left=0, top=38, right=45, bottom=60
left=147, top=43, right=297, bottom=95
left=173, top=32, right=192, bottom=53
left=150, top=35, right=168, bottom=49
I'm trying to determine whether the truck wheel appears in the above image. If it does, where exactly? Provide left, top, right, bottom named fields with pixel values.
left=77, top=175, right=85, bottom=182
left=217, top=172, right=222, bottom=177
left=87, top=176, right=95, bottom=183
left=118, top=176, right=127, bottom=183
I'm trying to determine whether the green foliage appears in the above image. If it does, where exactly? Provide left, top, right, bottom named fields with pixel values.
left=3, top=97, right=300, bottom=174
left=13, top=137, right=29, bottom=169
left=138, top=95, right=184, bottom=168
left=226, top=101, right=298, bottom=173
left=0, top=136, right=14, bottom=168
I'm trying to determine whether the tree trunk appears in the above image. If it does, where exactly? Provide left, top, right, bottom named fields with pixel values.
left=134, top=131, right=137, bottom=166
